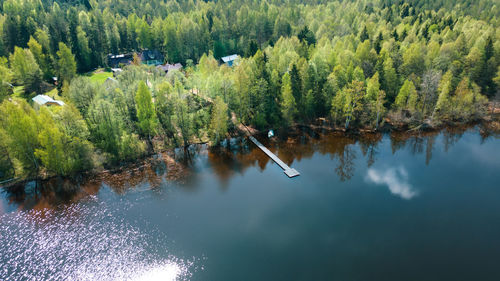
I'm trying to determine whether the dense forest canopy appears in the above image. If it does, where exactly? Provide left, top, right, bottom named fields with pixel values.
left=0, top=0, right=498, bottom=68
left=0, top=0, right=499, bottom=180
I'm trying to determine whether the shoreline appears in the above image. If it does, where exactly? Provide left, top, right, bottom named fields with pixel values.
left=2, top=115, right=499, bottom=190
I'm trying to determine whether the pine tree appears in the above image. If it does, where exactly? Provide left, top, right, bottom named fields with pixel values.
left=246, top=40, right=259, bottom=57
left=374, top=33, right=383, bottom=54
left=360, top=26, right=369, bottom=42
left=480, top=36, right=496, bottom=97
left=290, top=64, right=302, bottom=112
left=76, top=26, right=92, bottom=72
left=298, top=25, right=316, bottom=45
left=392, top=29, right=399, bottom=41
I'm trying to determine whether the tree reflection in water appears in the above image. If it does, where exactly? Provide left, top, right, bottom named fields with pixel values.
left=1, top=124, right=497, bottom=212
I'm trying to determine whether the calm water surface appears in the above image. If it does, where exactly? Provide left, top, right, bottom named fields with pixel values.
left=1, top=126, right=499, bottom=280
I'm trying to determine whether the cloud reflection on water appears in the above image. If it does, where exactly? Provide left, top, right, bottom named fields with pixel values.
left=366, top=167, right=417, bottom=200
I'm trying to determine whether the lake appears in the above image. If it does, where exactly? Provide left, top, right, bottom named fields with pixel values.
left=1, top=126, right=499, bottom=281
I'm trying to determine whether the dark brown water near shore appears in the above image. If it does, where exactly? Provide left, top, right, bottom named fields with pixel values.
left=3, top=123, right=497, bottom=208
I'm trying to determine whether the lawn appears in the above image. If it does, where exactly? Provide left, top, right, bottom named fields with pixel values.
left=44, top=88, right=60, bottom=99
left=89, top=71, right=113, bottom=84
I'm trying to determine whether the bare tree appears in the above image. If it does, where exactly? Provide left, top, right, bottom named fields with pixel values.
left=420, top=70, right=442, bottom=119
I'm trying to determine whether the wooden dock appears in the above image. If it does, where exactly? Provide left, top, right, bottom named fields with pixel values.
left=248, top=136, right=300, bottom=178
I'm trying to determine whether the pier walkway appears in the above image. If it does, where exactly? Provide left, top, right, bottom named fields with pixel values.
left=248, top=136, right=300, bottom=178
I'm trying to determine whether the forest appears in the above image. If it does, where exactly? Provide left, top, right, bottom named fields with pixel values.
left=0, top=0, right=499, bottom=180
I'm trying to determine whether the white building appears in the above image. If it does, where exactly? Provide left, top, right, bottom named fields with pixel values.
left=221, top=54, right=239, bottom=67
left=32, top=95, right=65, bottom=107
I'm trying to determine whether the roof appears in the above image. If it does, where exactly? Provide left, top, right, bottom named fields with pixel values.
left=32, top=95, right=65, bottom=106
left=107, top=53, right=133, bottom=67
left=105, top=77, right=118, bottom=83
left=157, top=63, right=183, bottom=72
left=109, top=54, right=126, bottom=59
left=221, top=54, right=239, bottom=63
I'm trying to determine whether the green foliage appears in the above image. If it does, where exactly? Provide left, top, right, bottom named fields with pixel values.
left=401, top=43, right=425, bottom=77
left=28, top=37, right=52, bottom=80
left=0, top=57, right=12, bottom=102
left=280, top=72, right=297, bottom=125
left=331, top=80, right=365, bottom=129
left=450, top=78, right=488, bottom=120
left=135, top=81, right=158, bottom=138
left=298, top=26, right=316, bottom=46
left=0, top=129, right=15, bottom=180
left=364, top=72, right=386, bottom=127
left=56, top=42, right=77, bottom=84
left=35, top=108, right=68, bottom=175
left=359, top=26, right=369, bottom=42
left=75, top=26, right=91, bottom=72
left=37, top=106, right=93, bottom=176
left=67, top=76, right=100, bottom=115
left=395, top=79, right=418, bottom=112
left=173, top=80, right=193, bottom=146
left=0, top=98, right=93, bottom=178
left=209, top=96, right=229, bottom=144
left=0, top=0, right=497, bottom=178
left=9, top=47, right=42, bottom=96
left=155, top=82, right=177, bottom=143
left=86, top=98, right=145, bottom=163
left=381, top=55, right=398, bottom=101
left=434, top=76, right=488, bottom=121
left=0, top=98, right=40, bottom=176
left=434, top=71, right=454, bottom=119
left=342, top=80, right=365, bottom=129
left=246, top=40, right=259, bottom=57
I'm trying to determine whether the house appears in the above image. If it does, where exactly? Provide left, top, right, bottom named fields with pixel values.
left=103, top=77, right=119, bottom=89
left=108, top=53, right=133, bottom=68
left=105, top=77, right=118, bottom=83
left=111, top=68, right=123, bottom=77
left=32, top=95, right=65, bottom=107
left=157, top=63, right=183, bottom=74
left=140, top=49, right=164, bottom=66
left=221, top=54, right=239, bottom=67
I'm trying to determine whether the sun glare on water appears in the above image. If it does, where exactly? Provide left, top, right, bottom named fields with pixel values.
left=130, top=262, right=182, bottom=281
left=0, top=199, right=194, bottom=281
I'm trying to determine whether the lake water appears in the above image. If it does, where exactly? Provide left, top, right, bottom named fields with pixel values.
left=1, top=126, right=499, bottom=281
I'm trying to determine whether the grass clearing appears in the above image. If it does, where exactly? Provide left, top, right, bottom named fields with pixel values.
left=89, top=71, right=113, bottom=84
